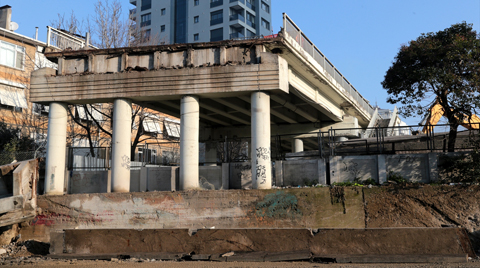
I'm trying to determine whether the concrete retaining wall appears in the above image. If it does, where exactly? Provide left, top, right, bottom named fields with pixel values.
left=55, top=228, right=470, bottom=258
left=24, top=188, right=364, bottom=242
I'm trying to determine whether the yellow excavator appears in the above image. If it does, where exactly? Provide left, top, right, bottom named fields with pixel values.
left=421, top=101, right=480, bottom=133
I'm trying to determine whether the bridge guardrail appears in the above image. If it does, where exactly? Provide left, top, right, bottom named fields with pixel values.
left=282, top=13, right=374, bottom=117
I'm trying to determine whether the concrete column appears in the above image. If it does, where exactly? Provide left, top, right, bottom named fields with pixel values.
left=44, top=102, right=68, bottom=195
left=180, top=95, right=200, bottom=190
left=251, top=91, right=272, bottom=189
left=111, top=98, right=132, bottom=192
left=292, top=138, right=304, bottom=153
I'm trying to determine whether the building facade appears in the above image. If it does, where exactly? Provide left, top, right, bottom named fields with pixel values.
left=129, top=0, right=272, bottom=44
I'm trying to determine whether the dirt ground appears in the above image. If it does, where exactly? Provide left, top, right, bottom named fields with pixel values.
left=5, top=258, right=480, bottom=268
left=364, top=185, right=480, bottom=253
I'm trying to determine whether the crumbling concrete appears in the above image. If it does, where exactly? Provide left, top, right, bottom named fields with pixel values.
left=0, top=159, right=39, bottom=228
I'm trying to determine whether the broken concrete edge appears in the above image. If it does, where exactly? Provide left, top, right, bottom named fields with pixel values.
left=45, top=252, right=469, bottom=263
left=47, top=250, right=312, bottom=262
left=42, top=36, right=284, bottom=60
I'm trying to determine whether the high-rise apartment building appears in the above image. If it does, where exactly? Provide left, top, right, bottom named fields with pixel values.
left=129, top=0, right=272, bottom=44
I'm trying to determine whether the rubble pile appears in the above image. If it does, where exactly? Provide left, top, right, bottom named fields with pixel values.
left=0, top=239, right=49, bottom=265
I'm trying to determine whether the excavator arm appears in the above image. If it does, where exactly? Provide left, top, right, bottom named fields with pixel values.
left=421, top=101, right=480, bottom=133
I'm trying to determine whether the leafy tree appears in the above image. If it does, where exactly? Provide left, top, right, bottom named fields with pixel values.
left=382, top=22, right=480, bottom=152
left=0, top=123, right=37, bottom=165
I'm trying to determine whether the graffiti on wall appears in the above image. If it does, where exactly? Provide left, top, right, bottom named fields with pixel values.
left=256, top=191, right=302, bottom=219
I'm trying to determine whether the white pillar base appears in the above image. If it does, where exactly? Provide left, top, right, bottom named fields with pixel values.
left=293, top=138, right=304, bottom=153
left=251, top=91, right=272, bottom=189
left=111, top=98, right=132, bottom=192
left=180, top=95, right=200, bottom=190
left=44, top=102, right=68, bottom=195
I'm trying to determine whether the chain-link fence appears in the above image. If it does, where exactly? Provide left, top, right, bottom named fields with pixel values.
left=0, top=151, right=36, bottom=166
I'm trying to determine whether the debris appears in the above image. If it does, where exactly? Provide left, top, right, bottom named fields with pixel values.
left=221, top=251, right=235, bottom=257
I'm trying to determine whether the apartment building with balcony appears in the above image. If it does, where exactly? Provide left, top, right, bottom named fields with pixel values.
left=129, top=0, right=272, bottom=44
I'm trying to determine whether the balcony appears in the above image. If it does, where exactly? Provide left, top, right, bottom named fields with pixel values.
left=230, top=32, right=245, bottom=39
left=230, top=0, right=245, bottom=3
left=129, top=0, right=137, bottom=5
left=210, top=18, right=223, bottom=26
left=246, top=20, right=255, bottom=28
left=140, top=20, right=151, bottom=27
left=210, top=0, right=223, bottom=8
left=246, top=1, right=255, bottom=11
left=129, top=8, right=136, bottom=20
left=229, top=13, right=245, bottom=22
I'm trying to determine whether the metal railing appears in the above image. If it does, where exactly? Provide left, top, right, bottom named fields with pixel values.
left=282, top=13, right=375, bottom=117
left=230, top=13, right=245, bottom=22
left=46, top=26, right=98, bottom=50
left=230, top=32, right=245, bottom=39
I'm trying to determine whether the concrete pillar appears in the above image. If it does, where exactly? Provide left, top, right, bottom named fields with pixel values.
left=180, top=95, right=200, bottom=190
left=292, top=138, right=304, bottom=153
left=44, top=102, right=68, bottom=195
left=111, top=98, right=132, bottom=192
left=251, top=91, right=272, bottom=189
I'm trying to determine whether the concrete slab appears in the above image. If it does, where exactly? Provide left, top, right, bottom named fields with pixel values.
left=50, top=227, right=471, bottom=263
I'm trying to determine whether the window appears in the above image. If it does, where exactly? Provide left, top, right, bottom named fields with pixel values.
left=246, top=12, right=255, bottom=28
left=0, top=41, right=25, bottom=69
left=138, top=148, right=157, bottom=164
left=210, top=10, right=223, bottom=26
left=194, top=33, right=199, bottom=41
left=229, top=8, right=244, bottom=22
left=194, top=16, right=199, bottom=23
left=210, top=28, right=223, bottom=42
left=161, top=8, right=166, bottom=15
left=161, top=25, right=166, bottom=32
left=210, top=0, right=223, bottom=8
left=143, top=29, right=151, bottom=41
left=194, top=0, right=199, bottom=6
left=140, top=13, right=151, bottom=27
left=261, top=1, right=269, bottom=13
left=141, top=0, right=151, bottom=11
left=246, top=0, right=255, bottom=11
left=0, top=87, right=28, bottom=110
left=33, top=103, right=49, bottom=116
left=261, top=18, right=270, bottom=30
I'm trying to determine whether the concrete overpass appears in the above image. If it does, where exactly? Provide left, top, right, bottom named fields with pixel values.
left=30, top=14, right=374, bottom=194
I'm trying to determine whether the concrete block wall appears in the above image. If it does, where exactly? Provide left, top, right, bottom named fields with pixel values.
left=229, top=162, right=252, bottom=189
left=69, top=171, right=109, bottom=194
left=275, top=153, right=441, bottom=186
left=66, top=153, right=443, bottom=194
left=386, top=153, right=438, bottom=183
left=275, top=159, right=326, bottom=187
left=329, top=155, right=379, bottom=184
left=68, top=165, right=226, bottom=193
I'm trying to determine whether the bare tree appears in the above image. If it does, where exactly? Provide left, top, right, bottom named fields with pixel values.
left=90, top=0, right=129, bottom=48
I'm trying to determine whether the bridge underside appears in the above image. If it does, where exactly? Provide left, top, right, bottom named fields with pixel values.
left=31, top=37, right=373, bottom=194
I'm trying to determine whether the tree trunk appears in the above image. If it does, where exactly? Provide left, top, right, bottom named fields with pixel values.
left=447, top=124, right=458, bottom=152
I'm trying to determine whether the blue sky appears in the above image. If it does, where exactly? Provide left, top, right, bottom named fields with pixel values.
left=7, top=0, right=480, bottom=126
